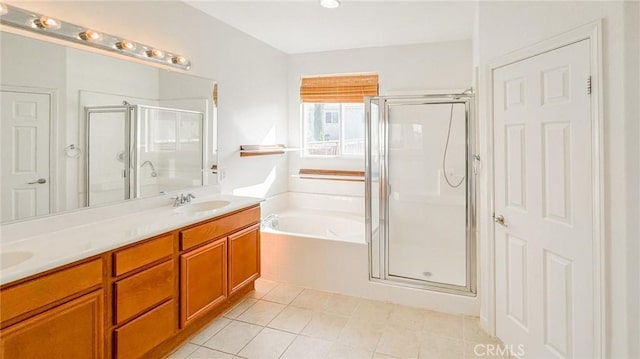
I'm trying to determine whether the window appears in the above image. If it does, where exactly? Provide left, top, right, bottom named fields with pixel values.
left=303, top=103, right=364, bottom=156
left=300, top=73, right=378, bottom=157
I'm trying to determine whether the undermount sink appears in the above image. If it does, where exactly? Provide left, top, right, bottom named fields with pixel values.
left=1, top=251, right=34, bottom=269
left=175, top=200, right=231, bottom=214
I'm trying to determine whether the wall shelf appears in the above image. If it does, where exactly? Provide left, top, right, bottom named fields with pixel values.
left=297, top=169, right=365, bottom=182
left=239, top=144, right=300, bottom=157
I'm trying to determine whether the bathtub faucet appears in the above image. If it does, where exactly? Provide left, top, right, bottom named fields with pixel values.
left=262, top=214, right=279, bottom=229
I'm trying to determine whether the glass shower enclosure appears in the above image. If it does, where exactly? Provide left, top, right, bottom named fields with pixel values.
left=85, top=104, right=204, bottom=207
left=365, top=93, right=476, bottom=295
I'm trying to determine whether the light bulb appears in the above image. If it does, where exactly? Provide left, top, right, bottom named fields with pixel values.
left=34, top=16, right=61, bottom=30
left=116, top=40, right=136, bottom=51
left=171, top=56, right=188, bottom=65
left=320, top=0, right=340, bottom=9
left=0, top=3, right=8, bottom=16
left=79, top=30, right=102, bottom=42
left=146, top=49, right=165, bottom=59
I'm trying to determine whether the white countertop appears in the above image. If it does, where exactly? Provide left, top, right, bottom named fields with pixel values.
left=0, top=194, right=263, bottom=285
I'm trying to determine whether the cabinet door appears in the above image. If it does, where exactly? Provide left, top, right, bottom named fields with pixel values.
left=228, top=224, right=261, bottom=296
left=180, top=238, right=227, bottom=327
left=0, top=290, right=104, bottom=359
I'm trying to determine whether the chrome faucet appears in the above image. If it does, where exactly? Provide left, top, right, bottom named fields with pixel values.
left=172, top=193, right=196, bottom=207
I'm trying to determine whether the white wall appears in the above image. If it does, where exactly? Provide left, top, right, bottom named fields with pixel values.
left=475, top=2, right=639, bottom=357
left=9, top=0, right=290, bottom=199
left=286, top=40, right=472, bottom=196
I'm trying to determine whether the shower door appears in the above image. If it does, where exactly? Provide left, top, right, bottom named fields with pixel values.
left=365, top=94, right=476, bottom=294
left=86, top=106, right=133, bottom=207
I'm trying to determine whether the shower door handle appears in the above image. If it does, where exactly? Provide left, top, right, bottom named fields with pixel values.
left=494, top=214, right=507, bottom=227
left=28, top=178, right=47, bottom=184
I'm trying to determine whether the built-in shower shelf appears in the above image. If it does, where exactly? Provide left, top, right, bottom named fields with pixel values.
left=296, top=169, right=365, bottom=182
left=239, top=144, right=301, bottom=157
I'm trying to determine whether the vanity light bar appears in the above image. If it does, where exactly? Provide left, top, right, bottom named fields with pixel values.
left=0, top=3, right=191, bottom=70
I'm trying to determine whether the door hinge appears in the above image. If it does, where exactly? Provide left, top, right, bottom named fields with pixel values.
left=587, top=76, right=592, bottom=95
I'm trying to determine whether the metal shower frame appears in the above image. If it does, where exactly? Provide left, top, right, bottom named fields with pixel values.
left=364, top=91, right=477, bottom=296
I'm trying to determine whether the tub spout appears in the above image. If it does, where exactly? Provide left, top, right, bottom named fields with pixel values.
left=262, top=214, right=279, bottom=229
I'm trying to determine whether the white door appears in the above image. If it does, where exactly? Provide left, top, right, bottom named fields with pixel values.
left=1, top=90, right=51, bottom=222
left=494, top=40, right=592, bottom=358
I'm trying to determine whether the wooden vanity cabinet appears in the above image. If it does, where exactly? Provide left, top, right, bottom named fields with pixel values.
left=0, top=204, right=261, bottom=359
left=178, top=205, right=261, bottom=327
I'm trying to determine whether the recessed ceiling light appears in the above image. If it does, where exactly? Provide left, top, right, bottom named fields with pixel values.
left=320, top=0, right=340, bottom=9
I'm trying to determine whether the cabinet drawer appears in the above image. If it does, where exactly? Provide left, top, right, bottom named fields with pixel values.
left=114, top=260, right=174, bottom=325
left=113, top=234, right=173, bottom=276
left=114, top=300, right=175, bottom=359
left=1, top=258, right=103, bottom=323
left=180, top=206, right=260, bottom=250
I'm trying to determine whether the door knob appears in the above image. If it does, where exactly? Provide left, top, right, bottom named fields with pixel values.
left=494, top=214, right=507, bottom=227
left=28, top=178, right=47, bottom=184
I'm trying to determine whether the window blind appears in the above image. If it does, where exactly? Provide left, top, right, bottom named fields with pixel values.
left=300, top=73, right=379, bottom=103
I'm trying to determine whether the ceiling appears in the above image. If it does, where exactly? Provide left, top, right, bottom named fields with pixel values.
left=185, top=1, right=477, bottom=54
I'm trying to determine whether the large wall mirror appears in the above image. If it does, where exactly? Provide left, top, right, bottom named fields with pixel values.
left=1, top=31, right=217, bottom=223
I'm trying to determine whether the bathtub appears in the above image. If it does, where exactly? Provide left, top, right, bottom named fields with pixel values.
left=259, top=192, right=478, bottom=314
left=262, top=210, right=364, bottom=243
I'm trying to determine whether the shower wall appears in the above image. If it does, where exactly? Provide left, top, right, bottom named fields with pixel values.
left=387, top=103, right=467, bottom=286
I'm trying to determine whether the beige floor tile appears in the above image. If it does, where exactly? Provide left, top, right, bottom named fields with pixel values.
left=323, top=293, right=361, bottom=316
left=376, top=324, right=421, bottom=359
left=290, top=288, right=330, bottom=310
left=189, top=317, right=232, bottom=345
left=187, top=346, right=235, bottom=359
left=237, top=327, right=296, bottom=359
left=352, top=299, right=393, bottom=323
left=327, top=342, right=374, bottom=359
left=419, top=332, right=464, bottom=359
left=463, top=316, right=499, bottom=344
left=267, top=306, right=313, bottom=333
left=422, top=310, right=463, bottom=339
left=249, top=279, right=278, bottom=299
left=166, top=343, right=199, bottom=359
left=237, top=300, right=285, bottom=326
left=261, top=284, right=304, bottom=304
left=281, top=336, right=334, bottom=359
left=301, top=312, right=349, bottom=341
left=223, top=298, right=258, bottom=319
left=337, top=317, right=385, bottom=351
left=388, top=305, right=426, bottom=331
left=203, top=321, right=263, bottom=354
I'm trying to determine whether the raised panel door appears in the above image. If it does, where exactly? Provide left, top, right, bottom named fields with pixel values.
left=180, top=237, right=227, bottom=327
left=0, top=290, right=104, bottom=359
left=228, top=224, right=260, bottom=296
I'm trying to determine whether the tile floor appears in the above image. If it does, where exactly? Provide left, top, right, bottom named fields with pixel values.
left=166, top=279, right=508, bottom=359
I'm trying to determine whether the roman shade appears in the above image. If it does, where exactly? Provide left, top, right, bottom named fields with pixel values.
left=300, top=73, right=379, bottom=103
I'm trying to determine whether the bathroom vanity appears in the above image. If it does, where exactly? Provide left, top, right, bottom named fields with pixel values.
left=0, top=198, right=261, bottom=359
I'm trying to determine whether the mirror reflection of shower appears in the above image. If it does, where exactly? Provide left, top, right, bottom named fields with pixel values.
left=140, top=160, right=158, bottom=177
left=85, top=103, right=204, bottom=207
